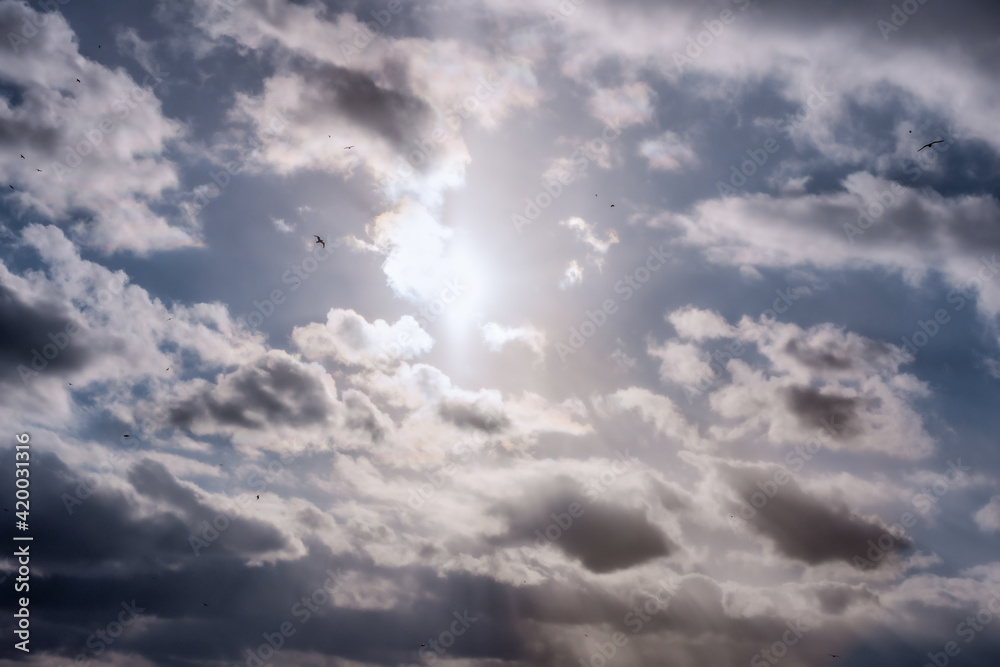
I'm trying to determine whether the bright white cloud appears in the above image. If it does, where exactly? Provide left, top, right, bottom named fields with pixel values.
left=293, top=308, right=434, bottom=368
left=481, top=322, right=546, bottom=360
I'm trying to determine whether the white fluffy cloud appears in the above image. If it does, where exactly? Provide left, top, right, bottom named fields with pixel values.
left=667, top=305, right=737, bottom=341
left=293, top=307, right=434, bottom=369
left=0, top=0, right=190, bottom=253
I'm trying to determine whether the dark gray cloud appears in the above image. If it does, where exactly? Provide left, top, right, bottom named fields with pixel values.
left=497, top=477, right=675, bottom=573
left=781, top=334, right=896, bottom=374
left=0, top=281, right=91, bottom=383
left=0, top=448, right=286, bottom=580
left=785, top=385, right=870, bottom=437
left=438, top=396, right=509, bottom=432
left=168, top=352, right=336, bottom=430
left=726, top=466, right=911, bottom=567
left=289, top=59, right=433, bottom=151
left=0, top=446, right=534, bottom=665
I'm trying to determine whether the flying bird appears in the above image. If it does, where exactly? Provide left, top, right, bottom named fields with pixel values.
left=202, top=603, right=208, bottom=607
left=256, top=495, right=260, bottom=500
left=610, top=204, right=615, bottom=207
left=20, top=155, right=24, bottom=159
left=343, top=146, right=354, bottom=149
left=36, top=169, right=41, bottom=172
left=9, top=185, right=13, bottom=189
left=76, top=79, right=80, bottom=83
left=123, top=434, right=130, bottom=438
left=828, top=655, right=839, bottom=658
left=313, top=235, right=326, bottom=248
left=918, top=139, right=944, bottom=151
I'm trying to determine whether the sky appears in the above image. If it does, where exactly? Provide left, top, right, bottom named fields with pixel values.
left=1, top=0, right=1000, bottom=665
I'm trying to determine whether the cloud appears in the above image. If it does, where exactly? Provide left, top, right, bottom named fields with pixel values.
left=648, top=311, right=937, bottom=459
left=438, top=389, right=509, bottom=432
left=293, top=308, right=433, bottom=369
left=603, top=387, right=704, bottom=451
left=4, top=1, right=1000, bottom=664
left=271, top=217, right=293, bottom=233
left=365, top=198, right=455, bottom=303
left=481, top=322, right=546, bottom=360
left=496, top=477, right=675, bottom=573
left=0, top=0, right=191, bottom=253
left=559, top=259, right=584, bottom=289
left=647, top=339, right=714, bottom=386
left=587, top=81, right=655, bottom=128
left=724, top=464, right=912, bottom=568
left=167, top=350, right=339, bottom=432
left=667, top=305, right=737, bottom=341
left=560, top=215, right=619, bottom=258
left=974, top=495, right=1000, bottom=533
left=671, top=173, right=1000, bottom=321
left=0, top=280, right=92, bottom=385
left=639, top=130, right=698, bottom=171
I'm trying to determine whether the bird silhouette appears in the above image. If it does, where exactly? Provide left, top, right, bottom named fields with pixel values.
left=918, top=139, right=944, bottom=151
left=76, top=79, right=80, bottom=83
left=9, top=185, right=13, bottom=189
left=36, top=169, right=41, bottom=172
left=828, top=655, right=839, bottom=658
left=20, top=155, right=24, bottom=159
left=343, top=146, right=354, bottom=149
left=123, top=434, right=130, bottom=438
left=314, top=235, right=326, bottom=248
left=610, top=204, right=614, bottom=207
left=256, top=495, right=260, bottom=500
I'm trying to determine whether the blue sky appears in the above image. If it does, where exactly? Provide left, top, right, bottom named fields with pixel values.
left=2, top=0, right=1000, bottom=665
